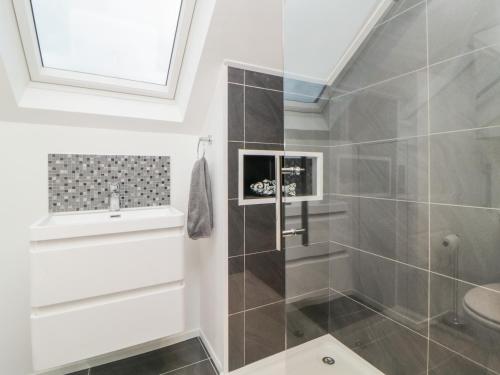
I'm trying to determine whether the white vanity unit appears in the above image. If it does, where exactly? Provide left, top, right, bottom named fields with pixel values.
left=29, top=207, right=185, bottom=371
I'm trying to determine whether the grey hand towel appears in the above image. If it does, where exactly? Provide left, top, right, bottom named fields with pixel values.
left=187, top=157, right=213, bottom=239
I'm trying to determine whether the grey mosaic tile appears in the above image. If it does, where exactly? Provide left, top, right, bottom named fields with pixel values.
left=48, top=154, right=170, bottom=212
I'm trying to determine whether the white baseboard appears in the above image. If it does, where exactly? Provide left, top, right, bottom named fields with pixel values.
left=199, top=329, right=223, bottom=373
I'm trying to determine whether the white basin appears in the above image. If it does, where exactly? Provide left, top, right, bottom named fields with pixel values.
left=30, top=206, right=185, bottom=241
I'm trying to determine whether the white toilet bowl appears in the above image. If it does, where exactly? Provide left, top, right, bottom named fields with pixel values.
left=462, top=283, right=500, bottom=347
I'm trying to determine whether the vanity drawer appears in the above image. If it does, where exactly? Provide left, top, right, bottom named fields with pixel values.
left=31, top=231, right=184, bottom=307
left=31, top=285, right=184, bottom=371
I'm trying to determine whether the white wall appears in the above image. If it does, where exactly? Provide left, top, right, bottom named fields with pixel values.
left=197, top=66, right=228, bottom=372
left=0, top=122, right=202, bottom=374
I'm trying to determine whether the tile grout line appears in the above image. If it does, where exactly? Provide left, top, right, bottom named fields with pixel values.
left=330, top=288, right=429, bottom=341
left=158, top=358, right=211, bottom=375
left=375, top=0, right=426, bottom=28
left=425, top=0, right=431, bottom=373
left=331, top=238, right=500, bottom=296
left=242, top=69, right=246, bottom=368
left=332, top=42, right=500, bottom=102
left=427, top=338, right=500, bottom=375
left=329, top=192, right=500, bottom=213
left=197, top=337, right=219, bottom=375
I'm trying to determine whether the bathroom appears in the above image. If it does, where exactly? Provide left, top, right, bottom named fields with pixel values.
left=1, top=0, right=500, bottom=374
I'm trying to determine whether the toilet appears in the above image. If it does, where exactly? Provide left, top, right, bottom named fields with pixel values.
left=462, top=283, right=500, bottom=347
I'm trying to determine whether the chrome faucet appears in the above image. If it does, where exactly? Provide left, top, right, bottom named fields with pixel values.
left=109, top=183, right=120, bottom=211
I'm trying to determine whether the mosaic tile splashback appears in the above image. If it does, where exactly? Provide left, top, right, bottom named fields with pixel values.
left=48, top=154, right=170, bottom=212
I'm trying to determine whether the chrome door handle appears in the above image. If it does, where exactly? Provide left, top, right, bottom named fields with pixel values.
left=281, top=166, right=305, bottom=176
left=282, top=228, right=307, bottom=237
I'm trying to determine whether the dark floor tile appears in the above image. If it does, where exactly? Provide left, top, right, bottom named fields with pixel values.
left=286, top=297, right=329, bottom=349
left=353, top=323, right=428, bottom=375
left=245, top=204, right=276, bottom=254
left=166, top=360, right=217, bottom=375
left=91, top=338, right=207, bottom=375
left=228, top=142, right=243, bottom=200
left=245, top=71, right=283, bottom=91
left=228, top=67, right=244, bottom=84
left=228, top=84, right=244, bottom=141
left=228, top=256, right=244, bottom=314
left=245, top=87, right=284, bottom=144
left=245, top=250, right=284, bottom=309
left=245, top=302, right=285, bottom=365
left=330, top=294, right=427, bottom=375
left=228, top=313, right=245, bottom=372
left=228, top=200, right=244, bottom=257
left=428, top=341, right=495, bottom=375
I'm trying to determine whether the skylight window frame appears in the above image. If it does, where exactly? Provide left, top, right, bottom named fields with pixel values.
left=12, top=0, right=195, bottom=99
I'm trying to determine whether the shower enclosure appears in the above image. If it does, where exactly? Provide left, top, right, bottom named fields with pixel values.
left=278, top=0, right=500, bottom=374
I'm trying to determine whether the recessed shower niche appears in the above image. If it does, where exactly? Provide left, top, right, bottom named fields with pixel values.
left=238, top=149, right=323, bottom=205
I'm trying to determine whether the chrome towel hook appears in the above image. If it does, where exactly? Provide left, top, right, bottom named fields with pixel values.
left=197, top=135, right=213, bottom=158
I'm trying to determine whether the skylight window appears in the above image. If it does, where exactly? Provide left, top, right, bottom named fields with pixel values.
left=13, top=0, right=195, bottom=98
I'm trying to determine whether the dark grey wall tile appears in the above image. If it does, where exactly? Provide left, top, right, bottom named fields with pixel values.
left=228, top=200, right=244, bottom=257
left=245, top=250, right=284, bottom=309
left=330, top=195, right=360, bottom=249
left=244, top=142, right=284, bottom=151
left=245, top=87, right=284, bottom=144
left=228, top=313, right=245, bottom=371
left=330, top=145, right=359, bottom=195
left=245, top=71, right=283, bottom=91
left=286, top=296, right=329, bottom=349
left=228, top=67, right=244, bottom=84
left=66, top=370, right=89, bottom=375
left=428, top=341, right=496, bottom=375
left=429, top=47, right=500, bottom=134
left=358, top=137, right=428, bottom=202
left=330, top=69, right=428, bottom=144
left=429, top=273, right=500, bottom=373
left=227, top=142, right=243, bottom=200
left=91, top=338, right=207, bottom=375
left=48, top=154, right=170, bottom=212
left=430, top=204, right=500, bottom=286
left=430, top=128, right=500, bottom=208
left=332, top=247, right=428, bottom=333
left=245, top=204, right=276, bottom=254
left=245, top=302, right=285, bottom=365
left=334, top=2, right=427, bottom=93
left=330, top=138, right=428, bottom=202
left=229, top=257, right=244, bottom=314
left=359, top=198, right=428, bottom=268
left=286, top=242, right=330, bottom=298
left=428, top=0, right=500, bottom=64
left=228, top=84, right=244, bottom=141
left=283, top=200, right=330, bottom=248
